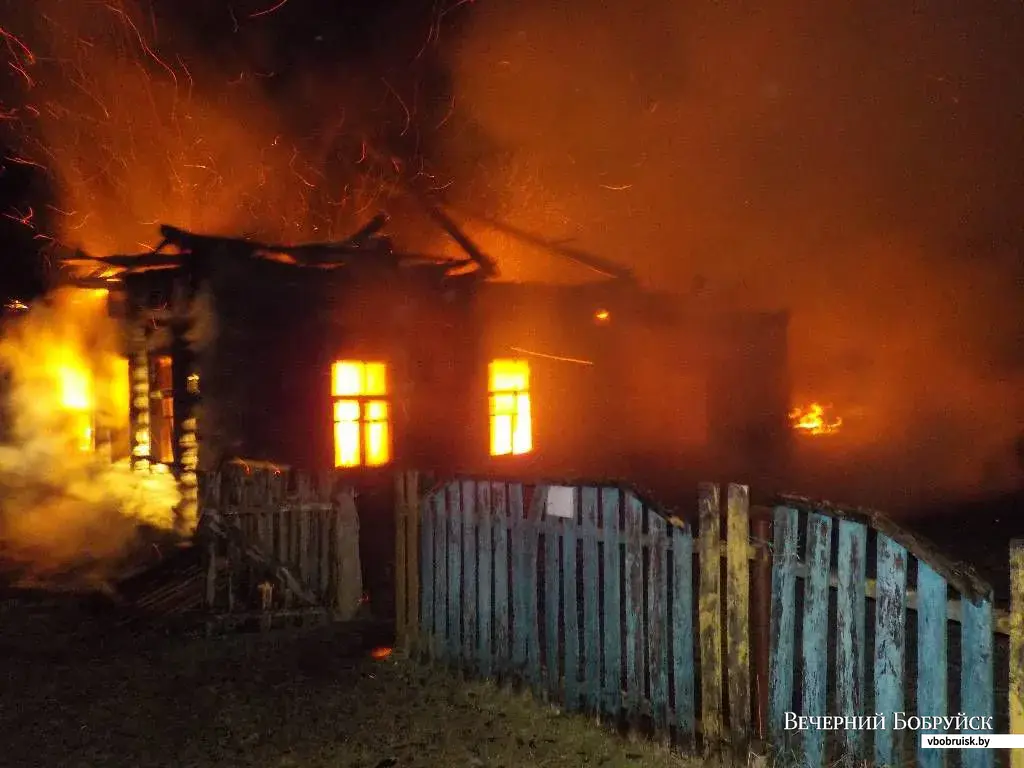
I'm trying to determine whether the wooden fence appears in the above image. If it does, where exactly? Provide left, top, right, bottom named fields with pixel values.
left=394, top=474, right=1024, bottom=767
left=199, top=463, right=363, bottom=621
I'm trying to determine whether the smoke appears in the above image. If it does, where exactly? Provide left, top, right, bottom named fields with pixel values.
left=0, top=288, right=180, bottom=586
left=438, top=0, right=1024, bottom=505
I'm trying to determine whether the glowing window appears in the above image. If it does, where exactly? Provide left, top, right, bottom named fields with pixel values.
left=331, top=361, right=391, bottom=467
left=488, top=359, right=532, bottom=456
left=150, top=355, right=175, bottom=464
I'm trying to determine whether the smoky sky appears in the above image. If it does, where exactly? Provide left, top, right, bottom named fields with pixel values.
left=1, top=0, right=1023, bottom=501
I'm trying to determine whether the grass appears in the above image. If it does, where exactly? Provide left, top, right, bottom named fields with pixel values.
left=0, top=596, right=704, bottom=768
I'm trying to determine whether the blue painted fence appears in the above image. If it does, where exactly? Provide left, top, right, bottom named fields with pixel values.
left=397, top=475, right=1022, bottom=767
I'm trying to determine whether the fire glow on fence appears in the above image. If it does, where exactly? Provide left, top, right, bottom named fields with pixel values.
left=489, top=359, right=532, bottom=456
left=331, top=361, right=391, bottom=468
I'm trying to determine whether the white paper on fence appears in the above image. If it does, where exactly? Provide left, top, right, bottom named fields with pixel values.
left=546, top=486, right=576, bottom=519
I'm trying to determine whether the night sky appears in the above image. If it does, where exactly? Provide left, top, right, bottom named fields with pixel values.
left=1, top=0, right=1023, bottom=494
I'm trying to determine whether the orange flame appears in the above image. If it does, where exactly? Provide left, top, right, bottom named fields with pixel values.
left=369, top=646, right=393, bottom=660
left=789, top=402, right=843, bottom=436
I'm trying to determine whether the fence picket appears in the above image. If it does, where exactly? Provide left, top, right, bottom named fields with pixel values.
left=492, top=483, right=510, bottom=676
left=545, top=511, right=561, bottom=698
left=581, top=486, right=601, bottom=714
left=1010, top=540, right=1023, bottom=768
left=525, top=486, right=544, bottom=688
left=433, top=489, right=448, bottom=661
left=510, top=483, right=527, bottom=676
left=447, top=482, right=463, bottom=664
left=420, top=494, right=435, bottom=658
left=564, top=493, right=581, bottom=710
left=726, top=484, right=751, bottom=747
left=671, top=523, right=696, bottom=747
left=462, top=480, right=478, bottom=667
left=624, top=492, right=644, bottom=730
left=476, top=482, right=493, bottom=677
left=801, top=512, right=833, bottom=768
left=601, top=487, right=623, bottom=719
left=874, top=534, right=908, bottom=767
left=648, top=511, right=669, bottom=732
left=698, top=483, right=723, bottom=746
left=961, top=596, right=994, bottom=768
left=916, top=562, right=947, bottom=768
left=769, top=505, right=799, bottom=747
left=836, top=520, right=867, bottom=765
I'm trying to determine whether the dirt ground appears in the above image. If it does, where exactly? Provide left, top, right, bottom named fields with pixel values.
left=0, top=597, right=700, bottom=768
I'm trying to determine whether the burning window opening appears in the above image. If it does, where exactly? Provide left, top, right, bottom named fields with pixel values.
left=331, top=360, right=391, bottom=468
left=150, top=355, right=175, bottom=464
left=594, top=308, right=610, bottom=324
left=789, top=402, right=843, bottom=436
left=489, top=359, right=532, bottom=456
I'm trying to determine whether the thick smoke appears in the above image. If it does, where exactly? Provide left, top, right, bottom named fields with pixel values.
left=439, top=0, right=1024, bottom=507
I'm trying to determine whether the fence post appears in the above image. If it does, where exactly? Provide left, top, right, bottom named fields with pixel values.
left=726, top=484, right=751, bottom=752
left=394, top=472, right=408, bottom=649
left=698, top=483, right=723, bottom=750
left=1009, top=539, right=1023, bottom=768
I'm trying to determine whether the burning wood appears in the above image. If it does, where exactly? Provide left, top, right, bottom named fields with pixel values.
left=789, top=402, right=843, bottom=436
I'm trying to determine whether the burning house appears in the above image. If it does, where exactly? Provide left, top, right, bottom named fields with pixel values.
left=55, top=206, right=793, bottom=517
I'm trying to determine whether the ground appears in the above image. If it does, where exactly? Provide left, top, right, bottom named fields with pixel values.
left=0, top=596, right=699, bottom=768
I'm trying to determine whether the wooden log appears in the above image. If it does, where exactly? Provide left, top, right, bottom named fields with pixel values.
left=697, top=483, right=722, bottom=749
left=873, top=534, right=908, bottom=767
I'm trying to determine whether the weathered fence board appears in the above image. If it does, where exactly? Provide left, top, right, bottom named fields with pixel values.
left=801, top=512, right=832, bottom=768
left=564, top=493, right=581, bottom=710
left=624, top=492, right=644, bottom=729
left=477, top=482, right=493, bottom=678
left=581, top=487, right=601, bottom=714
left=698, top=483, right=723, bottom=747
left=648, top=511, right=669, bottom=732
left=447, top=483, right=463, bottom=663
left=493, top=483, right=510, bottom=673
left=671, top=523, right=696, bottom=747
left=961, top=596, right=994, bottom=768
left=601, top=487, right=623, bottom=719
left=768, top=505, right=799, bottom=747
left=726, top=484, right=751, bottom=748
left=1011, top=540, right=1024, bottom=768
left=432, top=491, right=446, bottom=660
left=545, top=511, right=561, bottom=698
left=462, top=480, right=478, bottom=667
left=420, top=494, right=434, bottom=654
left=874, top=535, right=908, bottom=768
left=835, top=519, right=867, bottom=766
left=916, top=562, right=948, bottom=768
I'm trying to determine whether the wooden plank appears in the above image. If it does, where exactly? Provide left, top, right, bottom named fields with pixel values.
left=1011, top=540, right=1024, bottom=768
left=545, top=513, right=561, bottom=698
left=510, top=483, right=527, bottom=678
left=525, top=486, right=544, bottom=688
left=394, top=474, right=408, bottom=648
left=768, top=505, right=799, bottom=747
left=725, top=484, right=751, bottom=748
left=873, top=534, right=908, bottom=768
left=671, top=523, right=696, bottom=747
left=433, top=489, right=447, bottom=661
left=801, top=512, right=832, bottom=768
left=961, top=595, right=994, bottom=768
left=835, top=520, right=868, bottom=766
left=623, top=491, right=644, bottom=728
left=581, top=486, right=601, bottom=714
left=697, top=483, right=722, bottom=748
left=601, top=487, right=623, bottom=719
left=406, top=472, right=420, bottom=653
left=476, top=482, right=493, bottom=678
left=563, top=492, right=581, bottom=710
left=916, top=562, right=947, bottom=768
left=647, top=511, right=669, bottom=733
left=447, top=482, right=464, bottom=665
left=420, top=493, right=435, bottom=657
left=493, top=483, right=511, bottom=675
left=462, top=480, right=478, bottom=666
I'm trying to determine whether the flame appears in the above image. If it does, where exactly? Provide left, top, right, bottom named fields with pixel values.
left=0, top=287, right=181, bottom=585
left=369, top=646, right=393, bottom=660
left=594, top=308, right=610, bottom=323
left=789, top=402, right=843, bottom=436
left=331, top=361, right=391, bottom=468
